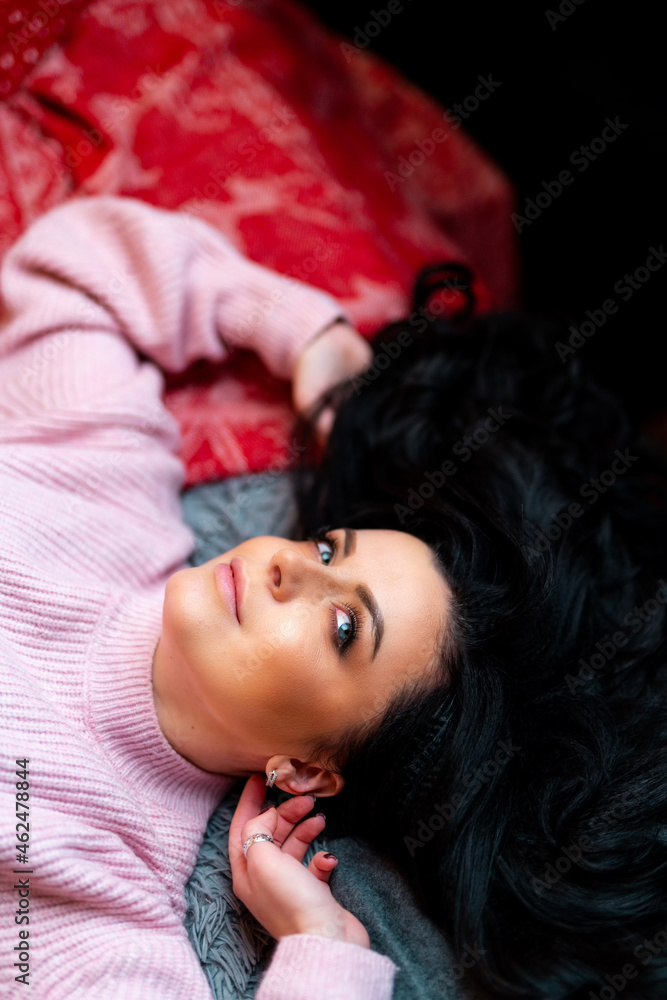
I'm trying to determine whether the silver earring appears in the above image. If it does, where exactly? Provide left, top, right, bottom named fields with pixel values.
left=265, top=769, right=277, bottom=788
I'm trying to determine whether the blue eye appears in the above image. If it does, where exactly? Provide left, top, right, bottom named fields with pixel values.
left=330, top=601, right=358, bottom=652
left=309, top=530, right=359, bottom=654
left=335, top=607, right=355, bottom=646
left=316, top=538, right=335, bottom=565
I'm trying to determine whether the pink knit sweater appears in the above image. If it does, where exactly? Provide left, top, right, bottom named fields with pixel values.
left=0, top=196, right=398, bottom=999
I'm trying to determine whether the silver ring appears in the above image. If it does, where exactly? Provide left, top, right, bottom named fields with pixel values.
left=242, top=833, right=274, bottom=859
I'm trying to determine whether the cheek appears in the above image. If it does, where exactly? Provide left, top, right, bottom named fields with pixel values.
left=249, top=602, right=321, bottom=674
left=221, top=654, right=332, bottom=748
left=248, top=616, right=327, bottom=693
left=164, top=569, right=203, bottom=637
left=163, top=568, right=228, bottom=667
left=233, top=619, right=331, bottom=724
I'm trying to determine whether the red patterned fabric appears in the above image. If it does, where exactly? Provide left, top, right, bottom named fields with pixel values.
left=0, top=0, right=90, bottom=100
left=1, top=0, right=520, bottom=486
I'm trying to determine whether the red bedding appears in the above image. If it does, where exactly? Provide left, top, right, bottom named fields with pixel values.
left=1, top=0, right=520, bottom=486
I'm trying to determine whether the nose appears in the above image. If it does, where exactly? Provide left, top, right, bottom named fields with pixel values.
left=269, top=545, right=328, bottom=603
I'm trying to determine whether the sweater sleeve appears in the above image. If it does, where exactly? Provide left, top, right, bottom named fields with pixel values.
left=255, top=934, right=398, bottom=1000
left=0, top=194, right=349, bottom=406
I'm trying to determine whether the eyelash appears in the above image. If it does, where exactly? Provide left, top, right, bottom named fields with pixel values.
left=310, top=529, right=360, bottom=655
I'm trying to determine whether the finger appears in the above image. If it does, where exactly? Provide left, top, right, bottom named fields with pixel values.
left=228, top=774, right=268, bottom=867
left=280, top=812, right=327, bottom=862
left=306, top=851, right=338, bottom=883
left=237, top=805, right=283, bottom=872
left=271, top=794, right=317, bottom=847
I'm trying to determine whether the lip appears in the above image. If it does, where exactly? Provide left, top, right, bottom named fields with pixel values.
left=230, top=557, right=246, bottom=622
left=214, top=562, right=239, bottom=623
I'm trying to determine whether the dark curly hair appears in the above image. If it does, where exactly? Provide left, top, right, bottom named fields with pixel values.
left=292, top=265, right=667, bottom=1000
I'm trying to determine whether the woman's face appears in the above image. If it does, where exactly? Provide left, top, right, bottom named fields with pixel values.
left=152, top=527, right=451, bottom=790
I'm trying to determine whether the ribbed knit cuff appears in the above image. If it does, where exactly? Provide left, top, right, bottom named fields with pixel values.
left=256, top=933, right=398, bottom=1000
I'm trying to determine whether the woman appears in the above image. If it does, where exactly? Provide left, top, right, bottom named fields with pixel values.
left=0, top=193, right=413, bottom=999
left=1, top=192, right=665, bottom=1000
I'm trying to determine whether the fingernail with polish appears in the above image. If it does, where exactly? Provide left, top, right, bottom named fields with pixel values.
left=323, top=853, right=337, bottom=860
left=259, top=803, right=274, bottom=814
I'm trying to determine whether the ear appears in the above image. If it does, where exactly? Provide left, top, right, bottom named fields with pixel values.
left=266, top=755, right=345, bottom=797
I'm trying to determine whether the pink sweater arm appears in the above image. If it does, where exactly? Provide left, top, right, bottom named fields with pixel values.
left=0, top=193, right=349, bottom=418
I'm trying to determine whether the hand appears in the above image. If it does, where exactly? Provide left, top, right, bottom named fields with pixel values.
left=229, top=774, right=370, bottom=948
left=292, top=320, right=373, bottom=444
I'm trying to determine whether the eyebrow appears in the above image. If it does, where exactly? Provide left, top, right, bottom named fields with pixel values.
left=343, top=528, right=384, bottom=661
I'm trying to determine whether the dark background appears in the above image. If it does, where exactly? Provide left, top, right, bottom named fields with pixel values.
left=303, top=1, right=666, bottom=427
